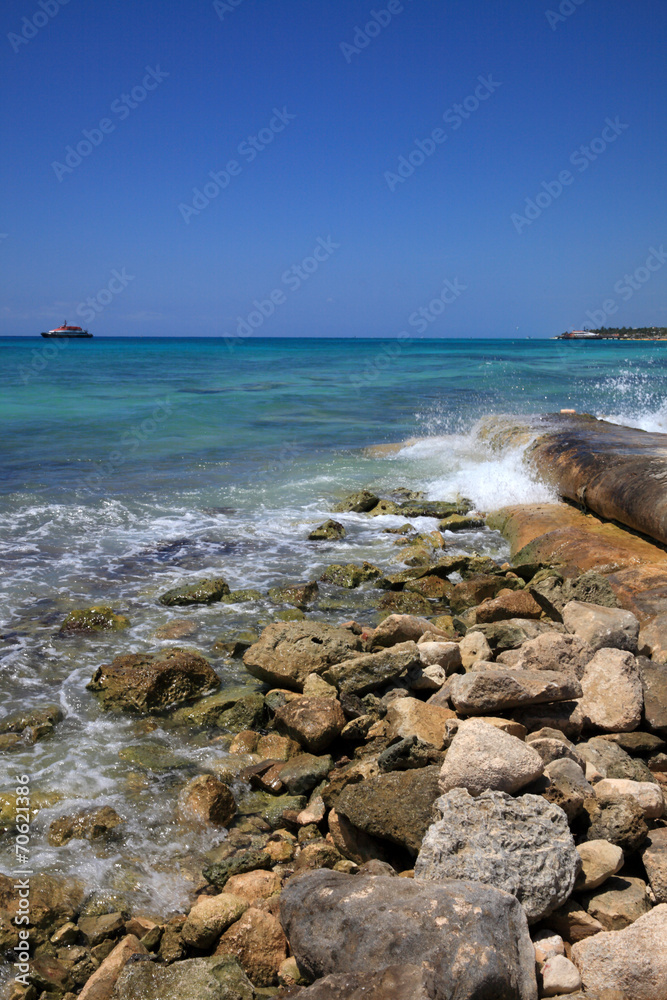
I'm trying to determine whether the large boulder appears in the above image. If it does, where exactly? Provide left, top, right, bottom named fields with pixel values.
left=562, top=600, right=640, bottom=653
left=280, top=869, right=537, bottom=1000
left=571, top=904, right=667, bottom=999
left=242, top=621, right=362, bottom=690
left=450, top=669, right=581, bottom=714
left=113, top=955, right=255, bottom=999
left=439, top=720, right=544, bottom=795
left=324, top=642, right=420, bottom=695
left=273, top=696, right=345, bottom=753
left=335, top=766, right=441, bottom=855
left=290, top=965, right=435, bottom=1000
left=415, top=789, right=580, bottom=922
left=87, top=648, right=219, bottom=712
left=579, top=648, right=643, bottom=731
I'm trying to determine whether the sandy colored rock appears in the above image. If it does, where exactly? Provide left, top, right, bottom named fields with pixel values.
left=579, top=648, right=643, bottom=732
left=571, top=903, right=667, bottom=999
left=562, top=600, right=640, bottom=653
left=302, top=672, right=338, bottom=698
left=243, top=621, right=362, bottom=691
left=540, top=955, right=581, bottom=997
left=87, top=648, right=219, bottom=713
left=372, top=613, right=450, bottom=647
left=438, top=719, right=544, bottom=796
left=638, top=656, right=667, bottom=732
left=224, top=870, right=282, bottom=904
left=215, top=906, right=287, bottom=986
left=385, top=696, right=455, bottom=748
left=546, top=900, right=605, bottom=942
left=583, top=794, right=648, bottom=853
left=458, top=630, right=493, bottom=668
left=642, top=827, right=667, bottom=903
left=582, top=875, right=651, bottom=931
left=575, top=839, right=624, bottom=890
left=179, top=774, right=236, bottom=826
left=594, top=777, right=664, bottom=818
left=450, top=668, right=581, bottom=714
left=78, top=934, right=147, bottom=1000
left=416, top=640, right=462, bottom=673
left=514, top=632, right=593, bottom=678
left=532, top=929, right=565, bottom=964
left=181, top=893, right=249, bottom=948
left=273, top=696, right=345, bottom=753
left=153, top=619, right=198, bottom=640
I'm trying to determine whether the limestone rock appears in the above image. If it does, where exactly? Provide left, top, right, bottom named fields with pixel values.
left=385, top=697, right=455, bottom=748
left=513, top=702, right=583, bottom=740
left=324, top=642, right=419, bottom=695
left=637, top=656, right=667, bottom=732
left=468, top=618, right=556, bottom=652
left=302, top=672, right=338, bottom=698
left=289, top=965, right=435, bottom=999
left=332, top=489, right=379, bottom=513
left=327, top=807, right=393, bottom=866
left=113, top=956, right=255, bottom=1000
left=546, top=899, right=605, bottom=942
left=215, top=907, right=287, bottom=986
left=450, top=669, right=581, bottom=715
left=415, top=788, right=580, bottom=922
left=575, top=840, right=624, bottom=890
left=562, top=600, right=640, bottom=653
left=243, top=621, right=362, bottom=690
left=579, top=648, right=643, bottom=732
left=279, top=869, right=537, bottom=1000
left=514, top=632, right=593, bottom=678
left=571, top=903, right=667, bottom=999
left=594, top=777, right=664, bottom=818
left=475, top=589, right=543, bottom=623
left=407, top=661, right=447, bottom=691
left=583, top=794, right=648, bottom=853
left=417, top=640, right=462, bottom=673
left=372, top=613, right=450, bottom=648
left=578, top=736, right=656, bottom=783
left=336, top=765, right=441, bottom=855
left=179, top=775, right=236, bottom=826
left=159, top=577, right=230, bottom=606
left=642, top=827, right=667, bottom=903
left=203, top=849, right=272, bottom=889
left=541, top=758, right=593, bottom=822
left=224, top=870, right=282, bottom=905
left=277, top=753, right=332, bottom=795
left=438, top=720, right=544, bottom=796
left=87, top=648, right=219, bottom=713
left=319, top=562, right=380, bottom=587
left=181, top=893, right=249, bottom=948
left=308, top=519, right=346, bottom=541
left=582, top=875, right=651, bottom=930
left=540, top=955, right=581, bottom=997
left=459, top=630, right=493, bottom=667
left=273, top=696, right=345, bottom=753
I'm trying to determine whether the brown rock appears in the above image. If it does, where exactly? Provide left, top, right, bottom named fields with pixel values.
left=385, top=697, right=455, bottom=748
left=87, top=648, right=220, bottom=713
left=547, top=900, right=605, bottom=942
left=450, top=668, right=581, bottom=714
left=243, top=621, right=362, bottom=690
left=476, top=588, right=544, bottom=622
left=78, top=934, right=147, bottom=1000
left=215, top=906, right=287, bottom=986
left=224, top=870, right=283, bottom=904
left=450, top=575, right=510, bottom=614
left=178, top=774, right=236, bottom=826
left=324, top=642, right=420, bottom=696
left=181, top=893, right=248, bottom=949
left=642, top=827, right=667, bottom=903
left=273, top=696, right=345, bottom=753
left=153, top=619, right=198, bottom=640
left=638, top=656, right=667, bottom=733
left=372, top=614, right=451, bottom=648
left=48, top=806, right=123, bottom=846
left=0, top=873, right=83, bottom=950
left=582, top=875, right=651, bottom=931
left=328, top=807, right=393, bottom=865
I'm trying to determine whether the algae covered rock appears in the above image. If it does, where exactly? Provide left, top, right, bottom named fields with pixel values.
left=332, top=489, right=379, bottom=513
left=159, top=577, right=230, bottom=606
left=60, top=605, right=130, bottom=633
left=308, top=519, right=346, bottom=540
left=114, top=956, right=255, bottom=1000
left=377, top=590, right=432, bottom=619
left=268, top=581, right=319, bottom=608
left=87, top=647, right=220, bottom=713
left=48, top=806, right=124, bottom=846
left=320, top=562, right=381, bottom=588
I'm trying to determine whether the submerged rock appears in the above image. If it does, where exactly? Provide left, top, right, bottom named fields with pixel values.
left=268, top=581, right=319, bottom=608
left=48, top=806, right=124, bottom=846
left=159, top=577, right=230, bottom=606
left=308, top=519, right=346, bottom=540
left=280, top=869, right=537, bottom=1000
left=60, top=605, right=131, bottom=633
left=320, top=561, right=380, bottom=587
left=87, top=648, right=220, bottom=713
left=114, top=956, right=255, bottom=1000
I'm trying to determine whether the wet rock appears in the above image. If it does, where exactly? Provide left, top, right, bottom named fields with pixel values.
left=540, top=955, right=581, bottom=997
left=458, top=630, right=493, bottom=667
left=159, top=577, right=230, bottom=606
left=385, top=697, right=455, bottom=748
left=153, top=619, right=199, bottom=640
left=243, top=621, right=362, bottom=690
left=404, top=574, right=453, bottom=601
left=159, top=915, right=187, bottom=964
left=181, top=893, right=248, bottom=949
left=582, top=793, right=648, bottom=853
left=290, top=964, right=435, bottom=999
left=171, top=686, right=263, bottom=728
left=439, top=720, right=544, bottom=796
left=48, top=806, right=123, bottom=847
left=114, top=956, right=255, bottom=1000
left=475, top=589, right=544, bottom=623
left=215, top=907, right=287, bottom=986
left=0, top=704, right=63, bottom=746
left=336, top=765, right=441, bottom=855
left=562, top=600, right=640, bottom=653
left=642, top=827, right=667, bottom=903
left=293, top=840, right=343, bottom=872
left=450, top=668, right=581, bottom=714
left=220, top=589, right=263, bottom=604
left=60, top=606, right=130, bottom=633
left=78, top=912, right=125, bottom=947
left=332, top=489, right=379, bottom=513
left=77, top=934, right=147, bottom=1000
left=212, top=629, right=259, bottom=657
left=0, top=873, right=83, bottom=950
left=594, top=777, right=664, bottom=818
left=469, top=618, right=556, bottom=652
left=571, top=903, right=667, bottom=999
left=256, top=732, right=299, bottom=760
left=450, top=575, right=511, bottom=615
left=377, top=591, right=432, bottom=618
left=202, top=849, right=272, bottom=889
left=324, top=642, right=419, bottom=695
left=582, top=875, right=651, bottom=930
left=575, top=839, right=624, bottom=891
left=439, top=512, right=485, bottom=531
left=279, top=869, right=537, bottom=1000
left=579, top=648, right=643, bottom=732
left=87, top=648, right=219, bottom=713
left=179, top=774, right=236, bottom=826
left=320, top=562, right=380, bottom=587
left=268, top=581, right=318, bottom=608
left=416, top=789, right=580, bottom=922
left=118, top=742, right=193, bottom=772
left=235, top=789, right=306, bottom=828
left=637, top=656, right=667, bottom=733
left=273, top=696, right=345, bottom=753
left=514, top=632, right=593, bottom=678
left=308, top=519, right=346, bottom=541
left=373, top=613, right=450, bottom=647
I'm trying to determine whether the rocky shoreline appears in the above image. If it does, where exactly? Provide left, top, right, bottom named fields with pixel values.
left=2, top=425, right=667, bottom=1000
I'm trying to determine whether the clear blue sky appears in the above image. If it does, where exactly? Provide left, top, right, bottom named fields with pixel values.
left=2, top=0, right=666, bottom=337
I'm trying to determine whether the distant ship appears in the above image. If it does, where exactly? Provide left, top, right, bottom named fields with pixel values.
left=41, top=321, right=92, bottom=338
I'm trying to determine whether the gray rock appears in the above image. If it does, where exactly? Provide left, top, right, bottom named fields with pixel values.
left=450, top=669, right=581, bottom=714
left=242, top=621, right=362, bottom=691
left=541, top=758, right=594, bottom=821
left=468, top=619, right=557, bottom=652
left=113, top=956, right=255, bottom=999
left=637, top=655, right=667, bottom=732
left=577, top=737, right=656, bottom=783
left=324, top=642, right=420, bottom=695
left=579, top=648, right=643, bottom=732
left=291, top=965, right=433, bottom=1000
left=582, top=794, right=648, bottom=854
left=415, top=789, right=580, bottom=922
left=438, top=720, right=544, bottom=796
left=279, top=869, right=538, bottom=1000
left=335, top=765, right=441, bottom=855
left=512, top=701, right=584, bottom=740
left=528, top=736, right=585, bottom=770
left=562, top=600, right=639, bottom=653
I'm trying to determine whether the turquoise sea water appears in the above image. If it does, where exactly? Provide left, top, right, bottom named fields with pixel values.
left=1, top=335, right=666, bottom=949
